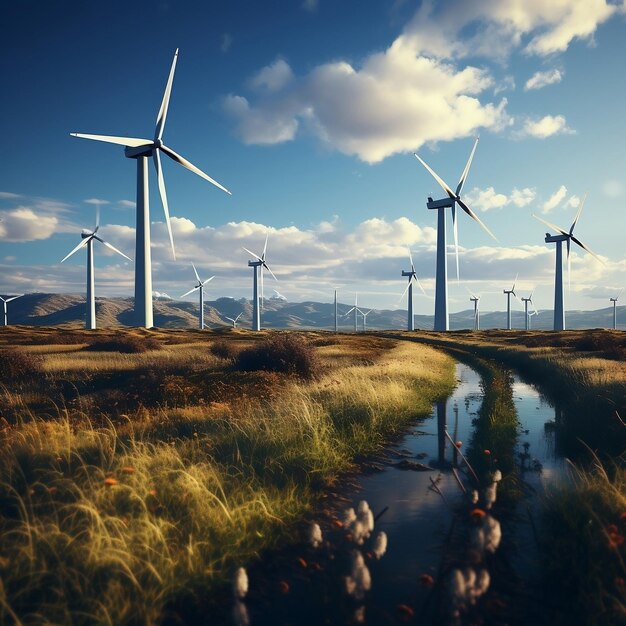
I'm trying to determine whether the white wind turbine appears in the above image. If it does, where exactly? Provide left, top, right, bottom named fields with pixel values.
left=61, top=208, right=131, bottom=330
left=243, top=234, right=277, bottom=331
left=362, top=309, right=373, bottom=332
left=533, top=195, right=601, bottom=331
left=400, top=248, right=426, bottom=331
left=468, top=291, right=481, bottom=331
left=0, top=294, right=23, bottom=326
left=414, top=138, right=497, bottom=331
left=225, top=312, right=242, bottom=328
left=521, top=290, right=538, bottom=331
left=345, top=293, right=362, bottom=333
left=503, top=275, right=518, bottom=330
left=180, top=263, right=214, bottom=330
left=610, top=289, right=622, bottom=330
left=71, top=49, right=231, bottom=329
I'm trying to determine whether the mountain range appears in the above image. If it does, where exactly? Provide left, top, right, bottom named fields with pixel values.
left=0, top=293, right=623, bottom=331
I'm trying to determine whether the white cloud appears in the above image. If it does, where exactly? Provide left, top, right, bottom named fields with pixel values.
left=249, top=59, right=294, bottom=93
left=85, top=198, right=110, bottom=206
left=494, top=75, right=516, bottom=95
left=542, top=185, right=567, bottom=213
left=464, top=186, right=536, bottom=211
left=0, top=192, right=21, bottom=200
left=564, top=194, right=581, bottom=209
left=521, top=114, right=573, bottom=138
left=118, top=200, right=136, bottom=209
left=524, top=69, right=563, bottom=91
left=0, top=208, right=58, bottom=242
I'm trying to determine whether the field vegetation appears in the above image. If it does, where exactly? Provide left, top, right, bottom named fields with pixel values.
left=0, top=326, right=455, bottom=625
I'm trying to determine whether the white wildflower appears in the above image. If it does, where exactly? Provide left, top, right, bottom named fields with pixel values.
left=470, top=489, right=479, bottom=504
left=343, top=507, right=357, bottom=527
left=356, top=500, right=374, bottom=536
left=308, top=522, right=323, bottom=548
left=448, top=567, right=490, bottom=617
left=492, top=469, right=502, bottom=482
left=344, top=551, right=371, bottom=600
left=232, top=600, right=250, bottom=626
left=372, top=531, right=388, bottom=559
left=233, top=567, right=248, bottom=599
left=484, top=482, right=497, bottom=509
left=351, top=519, right=368, bottom=545
left=357, top=500, right=370, bottom=516
left=469, top=514, right=502, bottom=558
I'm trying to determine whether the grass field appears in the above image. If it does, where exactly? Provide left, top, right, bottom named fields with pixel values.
left=0, top=327, right=455, bottom=625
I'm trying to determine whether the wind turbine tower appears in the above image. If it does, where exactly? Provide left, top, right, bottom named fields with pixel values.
left=534, top=195, right=601, bottom=331
left=71, top=49, right=231, bottom=328
left=244, top=235, right=277, bottom=331
left=362, top=309, right=372, bottom=332
left=180, top=263, right=214, bottom=330
left=401, top=249, right=426, bottom=331
left=521, top=292, right=537, bottom=331
left=469, top=294, right=480, bottom=330
left=61, top=208, right=131, bottom=330
left=503, top=276, right=518, bottom=330
left=334, top=288, right=338, bottom=333
left=414, top=138, right=496, bottom=331
left=610, top=289, right=622, bottom=330
left=0, top=295, right=23, bottom=326
left=345, top=294, right=361, bottom=333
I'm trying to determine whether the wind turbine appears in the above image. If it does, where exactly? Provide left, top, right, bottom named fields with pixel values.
left=345, top=293, right=362, bottom=333
left=334, top=288, right=338, bottom=333
left=400, top=248, right=426, bottom=331
left=468, top=292, right=480, bottom=331
left=225, top=312, right=242, bottom=328
left=362, top=309, right=373, bottom=332
left=71, top=49, right=231, bottom=329
left=243, top=234, right=277, bottom=331
left=610, top=289, right=622, bottom=330
left=180, top=263, right=215, bottom=330
left=414, top=138, right=496, bottom=331
left=61, top=208, right=131, bottom=330
left=521, top=291, right=538, bottom=331
left=503, top=275, right=518, bottom=330
left=533, top=195, right=601, bottom=331
left=0, top=294, right=23, bottom=326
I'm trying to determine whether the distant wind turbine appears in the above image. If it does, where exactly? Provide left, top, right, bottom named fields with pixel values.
left=610, top=289, right=622, bottom=330
left=533, top=194, right=602, bottom=331
left=521, top=291, right=538, bottom=331
left=345, top=293, right=362, bottom=333
left=180, top=263, right=214, bottom=330
left=61, top=208, right=131, bottom=330
left=243, top=234, right=277, bottom=331
left=468, top=292, right=480, bottom=331
left=362, top=309, right=372, bottom=332
left=0, top=294, right=23, bottom=326
left=71, top=49, right=231, bottom=328
left=400, top=248, right=426, bottom=331
left=225, top=312, right=242, bottom=328
left=414, top=138, right=497, bottom=331
left=503, top=275, right=518, bottom=330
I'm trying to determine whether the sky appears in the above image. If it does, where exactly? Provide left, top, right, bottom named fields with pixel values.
left=1, top=0, right=626, bottom=316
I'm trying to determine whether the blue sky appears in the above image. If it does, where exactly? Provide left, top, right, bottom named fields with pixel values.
left=1, top=0, right=626, bottom=316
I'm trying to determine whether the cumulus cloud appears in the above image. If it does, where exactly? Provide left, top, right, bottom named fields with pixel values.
left=464, top=186, right=536, bottom=211
left=0, top=192, right=21, bottom=200
left=118, top=200, right=136, bottom=209
left=521, top=115, right=573, bottom=138
left=542, top=185, right=568, bottom=213
left=85, top=198, right=110, bottom=206
left=0, top=208, right=58, bottom=242
left=524, top=69, right=563, bottom=91
left=564, top=194, right=581, bottom=209
left=249, top=58, right=294, bottom=92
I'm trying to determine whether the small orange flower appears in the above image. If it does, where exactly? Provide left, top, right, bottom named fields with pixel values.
left=104, top=477, right=119, bottom=487
left=47, top=486, right=58, bottom=495
left=332, top=519, right=344, bottom=529
left=396, top=604, right=415, bottom=621
left=455, top=441, right=463, bottom=449
left=278, top=580, right=290, bottom=594
left=297, top=557, right=307, bottom=569
left=484, top=449, right=491, bottom=456
left=147, top=489, right=157, bottom=496
left=419, top=574, right=434, bottom=587
left=609, top=532, right=624, bottom=549
left=121, top=466, right=136, bottom=474
left=470, top=508, right=487, bottom=520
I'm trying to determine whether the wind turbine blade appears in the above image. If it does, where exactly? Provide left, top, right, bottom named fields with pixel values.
left=180, top=286, right=200, bottom=298
left=345, top=307, right=355, bottom=316
left=95, top=205, right=100, bottom=233
left=408, top=247, right=415, bottom=272
left=452, top=204, right=460, bottom=282
left=155, top=48, right=178, bottom=141
left=457, top=198, right=497, bottom=241
left=567, top=238, right=571, bottom=291
left=61, top=236, right=91, bottom=263
left=70, top=133, right=152, bottom=148
left=570, top=235, right=603, bottom=263
left=191, top=262, right=201, bottom=283
left=400, top=280, right=411, bottom=300
left=153, top=149, right=176, bottom=259
left=260, top=267, right=264, bottom=309
left=243, top=247, right=262, bottom=262
left=512, top=273, right=518, bottom=292
left=262, top=232, right=269, bottom=259
left=570, top=192, right=587, bottom=235
left=5, top=295, right=23, bottom=303
left=413, top=153, right=456, bottom=199
left=225, top=316, right=235, bottom=323
left=235, top=313, right=242, bottom=322
left=532, top=214, right=569, bottom=238
left=201, top=276, right=215, bottom=286
left=93, top=236, right=132, bottom=261
left=456, top=137, right=479, bottom=196
left=160, top=145, right=231, bottom=195
left=263, top=262, right=278, bottom=282
left=413, top=274, right=427, bottom=296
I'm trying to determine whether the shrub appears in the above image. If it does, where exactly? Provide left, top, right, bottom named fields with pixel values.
left=83, top=335, right=161, bottom=353
left=0, top=349, right=44, bottom=382
left=210, top=339, right=240, bottom=361
left=234, top=334, right=318, bottom=379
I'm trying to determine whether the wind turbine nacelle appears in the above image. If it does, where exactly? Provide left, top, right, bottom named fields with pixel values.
left=427, top=197, right=455, bottom=210
left=545, top=233, right=568, bottom=243
left=125, top=143, right=156, bottom=159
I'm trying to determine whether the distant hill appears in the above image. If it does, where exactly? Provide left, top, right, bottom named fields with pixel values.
left=0, top=292, right=623, bottom=330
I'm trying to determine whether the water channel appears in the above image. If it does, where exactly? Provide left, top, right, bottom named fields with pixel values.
left=243, top=362, right=568, bottom=626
